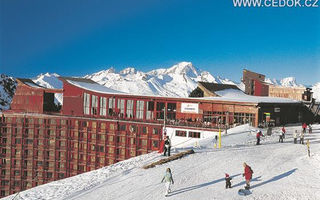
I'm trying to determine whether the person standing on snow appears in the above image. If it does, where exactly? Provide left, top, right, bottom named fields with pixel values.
left=293, top=130, right=298, bottom=144
left=279, top=131, right=284, bottom=143
left=225, top=173, right=232, bottom=189
left=163, top=136, right=171, bottom=156
left=308, top=124, right=312, bottom=134
left=161, top=168, right=174, bottom=197
left=256, top=130, right=263, bottom=145
left=302, top=123, right=307, bottom=133
left=243, top=162, right=253, bottom=190
left=281, top=126, right=286, bottom=139
left=213, top=135, right=218, bottom=148
left=300, top=130, right=305, bottom=144
left=306, top=139, right=310, bottom=157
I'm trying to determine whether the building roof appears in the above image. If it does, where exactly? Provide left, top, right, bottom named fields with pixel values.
left=198, top=82, right=240, bottom=93
left=203, top=89, right=300, bottom=104
left=16, top=78, right=63, bottom=93
left=62, top=77, right=125, bottom=95
left=59, top=77, right=97, bottom=84
left=59, top=77, right=300, bottom=105
left=17, top=78, right=44, bottom=88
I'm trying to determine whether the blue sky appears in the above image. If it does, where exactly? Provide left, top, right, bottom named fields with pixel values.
left=0, top=0, right=319, bottom=85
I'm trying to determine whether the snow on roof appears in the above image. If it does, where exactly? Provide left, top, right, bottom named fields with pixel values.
left=67, top=80, right=124, bottom=95
left=25, top=82, right=43, bottom=88
left=67, top=79, right=299, bottom=104
left=205, top=89, right=300, bottom=104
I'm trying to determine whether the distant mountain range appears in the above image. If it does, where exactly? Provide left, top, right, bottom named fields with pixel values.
left=1, top=62, right=319, bottom=110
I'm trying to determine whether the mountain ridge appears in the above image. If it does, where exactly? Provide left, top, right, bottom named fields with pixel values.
left=0, top=62, right=319, bottom=110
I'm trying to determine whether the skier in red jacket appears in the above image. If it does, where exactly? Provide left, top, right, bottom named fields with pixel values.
left=302, top=123, right=307, bottom=133
left=256, top=130, right=263, bottom=145
left=243, top=162, right=253, bottom=190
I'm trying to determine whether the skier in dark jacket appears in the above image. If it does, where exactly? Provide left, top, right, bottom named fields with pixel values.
left=225, top=173, right=232, bottom=189
left=163, top=136, right=171, bottom=156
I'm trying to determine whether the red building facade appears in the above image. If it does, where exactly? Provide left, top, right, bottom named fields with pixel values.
left=0, top=77, right=267, bottom=197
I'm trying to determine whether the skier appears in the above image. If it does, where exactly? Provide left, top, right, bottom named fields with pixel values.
left=302, top=123, right=307, bottom=133
left=281, top=126, right=286, bottom=139
left=242, top=162, right=253, bottom=190
left=225, top=173, right=232, bottom=189
left=213, top=135, right=218, bottom=148
left=163, top=136, right=171, bottom=156
left=306, top=139, right=310, bottom=157
left=161, top=168, right=174, bottom=197
left=293, top=130, right=298, bottom=144
left=256, top=130, right=263, bottom=145
left=308, top=124, right=312, bottom=134
left=300, top=130, right=304, bottom=144
left=278, top=131, right=283, bottom=143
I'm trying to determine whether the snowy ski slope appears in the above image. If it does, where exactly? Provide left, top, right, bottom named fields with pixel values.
left=4, top=124, right=320, bottom=200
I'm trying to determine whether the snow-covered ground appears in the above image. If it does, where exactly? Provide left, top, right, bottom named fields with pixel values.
left=5, top=124, right=320, bottom=200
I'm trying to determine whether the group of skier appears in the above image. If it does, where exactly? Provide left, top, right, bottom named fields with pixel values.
left=160, top=122, right=312, bottom=196
left=161, top=162, right=254, bottom=197
left=256, top=123, right=312, bottom=145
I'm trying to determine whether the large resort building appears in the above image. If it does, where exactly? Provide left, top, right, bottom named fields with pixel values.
left=0, top=76, right=313, bottom=197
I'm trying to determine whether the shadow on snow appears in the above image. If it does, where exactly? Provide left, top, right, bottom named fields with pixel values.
left=251, top=168, right=297, bottom=189
left=167, top=173, right=241, bottom=197
left=168, top=168, right=297, bottom=197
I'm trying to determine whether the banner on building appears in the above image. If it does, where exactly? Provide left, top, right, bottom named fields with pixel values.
left=181, top=103, right=199, bottom=114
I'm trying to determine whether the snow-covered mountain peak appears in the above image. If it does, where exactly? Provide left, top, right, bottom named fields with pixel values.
left=280, top=77, right=302, bottom=87
left=265, top=77, right=303, bottom=88
left=166, top=62, right=199, bottom=77
left=120, top=67, right=137, bottom=75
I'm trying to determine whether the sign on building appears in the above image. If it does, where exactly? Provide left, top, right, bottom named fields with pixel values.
left=274, top=108, right=280, bottom=113
left=181, top=103, right=199, bottom=114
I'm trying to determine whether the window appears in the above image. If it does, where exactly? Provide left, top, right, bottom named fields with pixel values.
left=176, top=130, right=187, bottom=137
left=99, top=146, right=104, bottom=152
left=126, top=100, right=134, bottom=118
left=108, top=98, right=116, bottom=116
left=47, top=172, right=53, bottom=178
left=100, top=97, right=107, bottom=116
left=58, top=173, right=64, bottom=179
left=136, top=100, right=144, bottom=119
left=117, top=99, right=125, bottom=117
left=91, top=95, right=98, bottom=115
left=142, top=126, right=147, bottom=134
left=152, top=128, right=159, bottom=135
left=189, top=131, right=201, bottom=138
left=146, top=101, right=154, bottom=120
left=141, top=139, right=147, bottom=146
left=83, top=93, right=90, bottom=115
left=167, top=103, right=176, bottom=120
left=120, top=124, right=126, bottom=131
left=130, top=138, right=136, bottom=145
left=156, top=102, right=165, bottom=120
left=152, top=140, right=159, bottom=148
left=26, top=139, right=33, bottom=144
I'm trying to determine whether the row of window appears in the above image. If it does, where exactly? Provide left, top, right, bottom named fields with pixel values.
left=83, top=93, right=177, bottom=120
left=175, top=130, right=201, bottom=138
